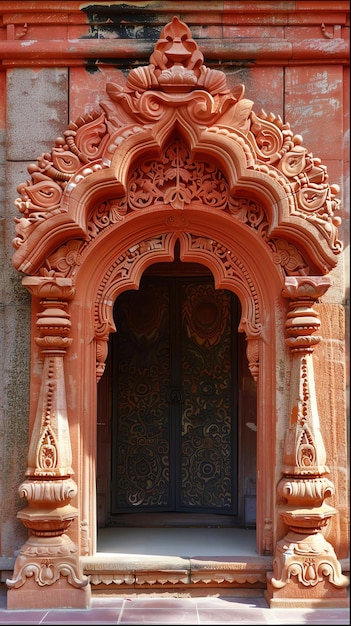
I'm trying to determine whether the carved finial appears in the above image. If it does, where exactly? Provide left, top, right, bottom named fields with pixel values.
left=124, top=15, right=230, bottom=95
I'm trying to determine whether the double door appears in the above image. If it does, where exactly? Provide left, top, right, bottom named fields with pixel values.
left=111, top=274, right=239, bottom=515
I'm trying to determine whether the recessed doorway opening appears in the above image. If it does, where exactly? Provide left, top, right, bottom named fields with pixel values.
left=96, top=260, right=257, bottom=536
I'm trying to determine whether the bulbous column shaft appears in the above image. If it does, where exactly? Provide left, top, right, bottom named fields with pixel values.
left=6, top=277, right=90, bottom=609
left=266, top=277, right=349, bottom=606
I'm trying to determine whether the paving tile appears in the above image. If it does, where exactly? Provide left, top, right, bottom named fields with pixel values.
left=0, top=596, right=349, bottom=625
left=265, top=608, right=350, bottom=625
left=0, top=610, right=49, bottom=625
left=197, top=606, right=268, bottom=624
left=118, top=606, right=199, bottom=624
left=196, top=596, right=268, bottom=608
left=122, top=597, right=198, bottom=609
left=91, top=596, right=125, bottom=608
left=41, top=607, right=121, bottom=624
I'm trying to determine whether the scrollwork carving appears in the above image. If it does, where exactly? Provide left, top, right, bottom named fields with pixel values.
left=18, top=478, right=77, bottom=504
left=128, top=141, right=229, bottom=211
left=7, top=557, right=89, bottom=589
left=270, top=531, right=349, bottom=590
left=12, top=17, right=342, bottom=278
left=278, top=477, right=335, bottom=506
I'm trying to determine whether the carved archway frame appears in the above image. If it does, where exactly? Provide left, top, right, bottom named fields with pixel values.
left=7, top=17, right=348, bottom=609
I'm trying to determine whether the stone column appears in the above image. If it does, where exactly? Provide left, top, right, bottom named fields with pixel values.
left=6, top=276, right=90, bottom=609
left=266, top=276, right=349, bottom=608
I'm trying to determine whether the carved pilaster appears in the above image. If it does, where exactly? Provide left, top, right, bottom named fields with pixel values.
left=266, top=277, right=349, bottom=607
left=6, top=277, right=90, bottom=609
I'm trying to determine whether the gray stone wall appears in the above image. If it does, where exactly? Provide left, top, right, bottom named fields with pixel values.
left=0, top=69, right=68, bottom=573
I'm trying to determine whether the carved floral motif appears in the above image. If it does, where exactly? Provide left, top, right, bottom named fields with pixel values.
left=12, top=17, right=342, bottom=276
left=92, top=232, right=263, bottom=381
left=7, top=536, right=89, bottom=590
left=6, top=277, right=88, bottom=595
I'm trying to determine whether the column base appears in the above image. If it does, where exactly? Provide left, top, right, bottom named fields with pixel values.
left=265, top=573, right=350, bottom=609
left=7, top=575, right=91, bottom=609
left=6, top=534, right=91, bottom=609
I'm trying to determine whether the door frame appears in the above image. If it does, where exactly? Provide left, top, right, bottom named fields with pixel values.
left=74, top=222, right=279, bottom=556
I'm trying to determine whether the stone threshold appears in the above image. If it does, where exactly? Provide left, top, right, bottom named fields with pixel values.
left=81, top=553, right=273, bottom=591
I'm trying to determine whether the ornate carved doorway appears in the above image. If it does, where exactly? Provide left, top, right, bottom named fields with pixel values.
left=7, top=15, right=348, bottom=609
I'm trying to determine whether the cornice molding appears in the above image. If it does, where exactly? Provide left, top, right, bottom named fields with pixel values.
left=0, top=37, right=349, bottom=68
left=0, top=2, right=349, bottom=68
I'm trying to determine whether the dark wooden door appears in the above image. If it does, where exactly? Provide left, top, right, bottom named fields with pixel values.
left=111, top=275, right=238, bottom=515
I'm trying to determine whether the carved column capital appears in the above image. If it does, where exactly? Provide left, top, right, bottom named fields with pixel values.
left=23, top=276, right=75, bottom=352
left=282, top=276, right=331, bottom=353
left=22, top=275, right=75, bottom=301
left=282, top=276, right=332, bottom=301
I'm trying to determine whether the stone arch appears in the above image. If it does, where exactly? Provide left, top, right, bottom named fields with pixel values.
left=82, top=218, right=273, bottom=382
left=8, top=15, right=348, bottom=609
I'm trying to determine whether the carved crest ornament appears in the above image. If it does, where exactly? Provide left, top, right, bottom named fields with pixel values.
left=7, top=17, right=348, bottom=608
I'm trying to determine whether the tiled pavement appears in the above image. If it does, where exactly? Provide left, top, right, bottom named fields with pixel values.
left=0, top=592, right=349, bottom=625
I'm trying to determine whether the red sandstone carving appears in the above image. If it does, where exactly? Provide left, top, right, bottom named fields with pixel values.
left=266, top=277, right=349, bottom=603
left=6, top=277, right=89, bottom=607
left=12, top=17, right=342, bottom=276
left=8, top=15, right=348, bottom=608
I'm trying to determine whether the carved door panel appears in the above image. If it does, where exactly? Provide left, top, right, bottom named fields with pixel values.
left=110, top=275, right=238, bottom=515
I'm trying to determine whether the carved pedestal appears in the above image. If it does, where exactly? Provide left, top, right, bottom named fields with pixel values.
left=6, top=278, right=90, bottom=609
left=265, top=277, right=349, bottom=607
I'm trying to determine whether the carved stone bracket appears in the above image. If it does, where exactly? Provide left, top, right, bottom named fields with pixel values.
left=266, top=276, right=349, bottom=605
left=6, top=276, right=90, bottom=609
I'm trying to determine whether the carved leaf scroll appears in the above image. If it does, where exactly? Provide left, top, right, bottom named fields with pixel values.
left=12, top=15, right=342, bottom=277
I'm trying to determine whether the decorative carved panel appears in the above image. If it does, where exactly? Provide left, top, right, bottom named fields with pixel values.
left=111, top=277, right=238, bottom=516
